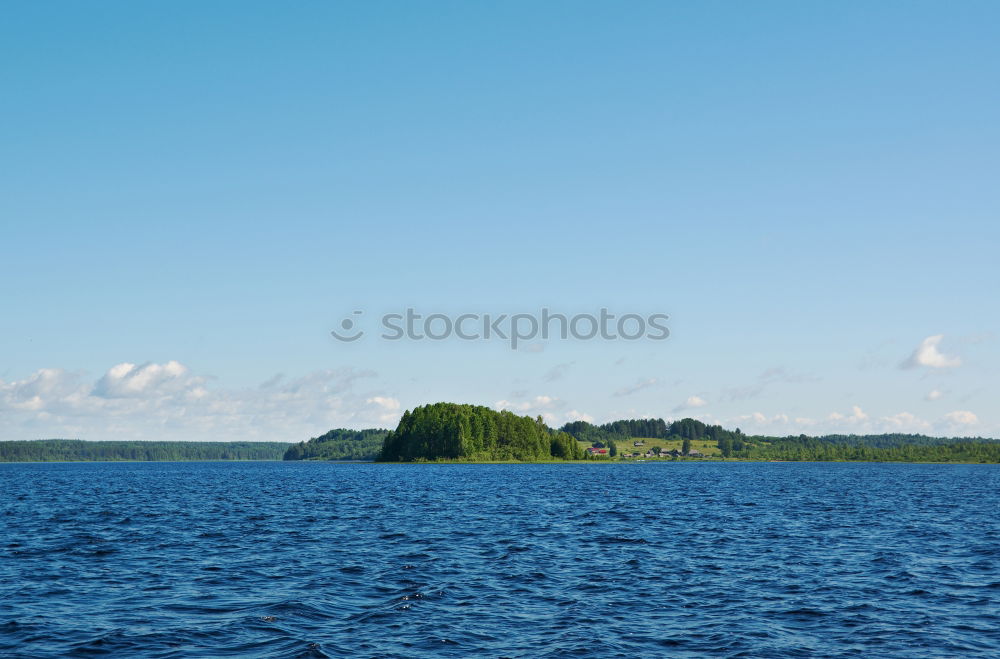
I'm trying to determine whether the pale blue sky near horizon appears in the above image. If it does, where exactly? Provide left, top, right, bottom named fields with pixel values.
left=2, top=1, right=998, bottom=441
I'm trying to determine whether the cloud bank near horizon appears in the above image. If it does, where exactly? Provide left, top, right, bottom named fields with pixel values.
left=0, top=356, right=987, bottom=442
left=0, top=361, right=399, bottom=443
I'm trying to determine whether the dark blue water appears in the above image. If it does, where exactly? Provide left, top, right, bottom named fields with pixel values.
left=1, top=462, right=998, bottom=658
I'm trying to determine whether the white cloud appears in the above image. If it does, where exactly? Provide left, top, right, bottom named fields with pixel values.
left=723, top=406, right=988, bottom=436
left=367, top=396, right=399, bottom=410
left=495, top=395, right=559, bottom=413
left=493, top=396, right=596, bottom=427
left=93, top=361, right=196, bottom=398
left=565, top=410, right=594, bottom=424
left=0, top=362, right=395, bottom=442
left=673, top=395, right=707, bottom=413
left=731, top=407, right=935, bottom=434
left=828, top=405, right=868, bottom=423
left=943, top=410, right=978, bottom=426
left=879, top=412, right=931, bottom=432
left=365, top=396, right=402, bottom=424
left=727, top=409, right=941, bottom=435
left=925, top=389, right=944, bottom=401
left=1, top=368, right=85, bottom=404
left=734, top=412, right=790, bottom=427
left=901, top=335, right=961, bottom=369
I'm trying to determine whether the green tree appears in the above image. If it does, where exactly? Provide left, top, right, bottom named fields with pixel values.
left=376, top=403, right=583, bottom=462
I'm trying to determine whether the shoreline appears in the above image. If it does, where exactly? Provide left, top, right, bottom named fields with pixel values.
left=3, top=456, right=998, bottom=465
left=8, top=459, right=996, bottom=465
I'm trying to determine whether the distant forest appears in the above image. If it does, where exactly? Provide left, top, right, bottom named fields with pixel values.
left=739, top=434, right=1000, bottom=462
left=0, top=440, right=290, bottom=462
left=284, top=428, right=389, bottom=461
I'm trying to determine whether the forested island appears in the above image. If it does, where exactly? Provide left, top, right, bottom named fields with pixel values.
left=286, top=404, right=584, bottom=463
left=377, top=402, right=583, bottom=462
left=292, top=403, right=1000, bottom=464
left=0, top=440, right=290, bottom=462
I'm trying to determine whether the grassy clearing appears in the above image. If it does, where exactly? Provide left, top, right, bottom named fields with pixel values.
left=578, top=437, right=723, bottom=457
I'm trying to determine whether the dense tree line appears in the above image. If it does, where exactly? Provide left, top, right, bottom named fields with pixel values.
left=561, top=417, right=745, bottom=454
left=378, top=403, right=585, bottom=462
left=755, top=433, right=989, bottom=448
left=0, top=440, right=290, bottom=462
left=283, top=428, right=389, bottom=461
left=738, top=436, right=1000, bottom=462
left=600, top=418, right=669, bottom=439
left=559, top=421, right=628, bottom=446
left=561, top=417, right=1000, bottom=462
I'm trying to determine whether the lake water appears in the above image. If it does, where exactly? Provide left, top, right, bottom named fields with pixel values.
left=1, top=462, right=998, bottom=658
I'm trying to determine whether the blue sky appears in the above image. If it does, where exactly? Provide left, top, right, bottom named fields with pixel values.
left=2, top=1, right=998, bottom=441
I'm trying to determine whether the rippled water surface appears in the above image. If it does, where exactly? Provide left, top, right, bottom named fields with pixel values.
left=1, top=462, right=999, bottom=658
